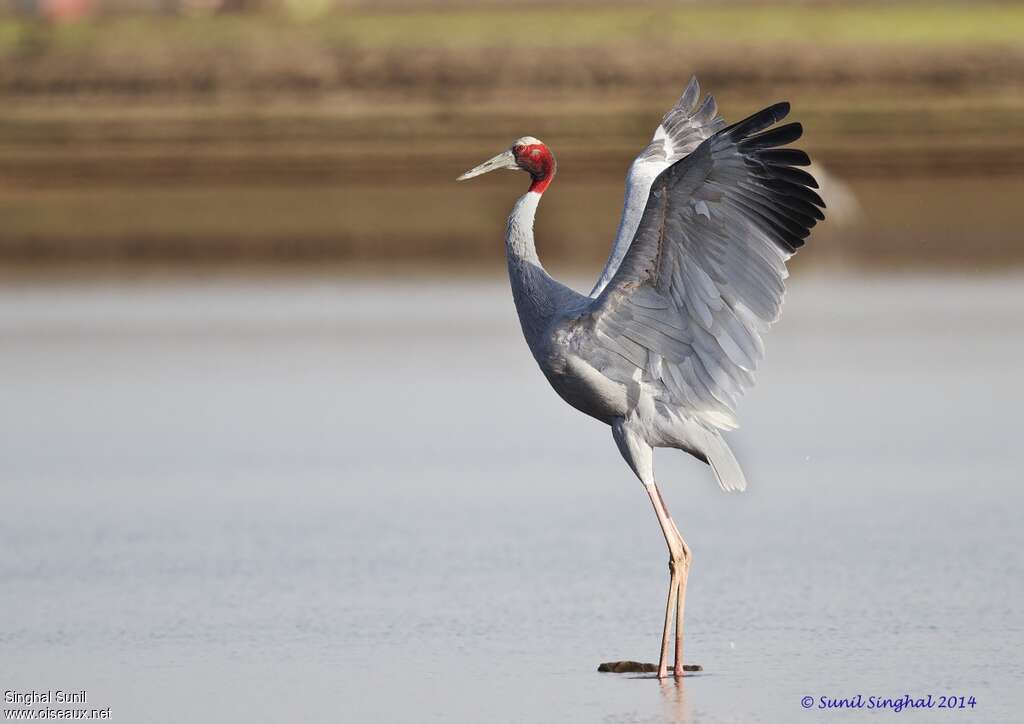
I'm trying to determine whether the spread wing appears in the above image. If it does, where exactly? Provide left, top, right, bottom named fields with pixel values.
left=574, top=102, right=825, bottom=430
left=589, top=76, right=725, bottom=297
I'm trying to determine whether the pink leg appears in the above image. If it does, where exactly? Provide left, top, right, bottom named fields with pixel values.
left=669, top=517, right=692, bottom=679
left=645, top=482, right=691, bottom=679
left=658, top=557, right=679, bottom=677
left=613, top=421, right=692, bottom=680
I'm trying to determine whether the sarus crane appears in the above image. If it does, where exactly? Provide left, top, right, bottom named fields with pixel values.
left=457, top=77, right=824, bottom=679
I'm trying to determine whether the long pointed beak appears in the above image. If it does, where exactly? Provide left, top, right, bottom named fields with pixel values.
left=457, top=149, right=517, bottom=181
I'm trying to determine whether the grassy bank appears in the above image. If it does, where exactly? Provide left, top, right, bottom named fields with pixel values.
left=1, top=4, right=1023, bottom=96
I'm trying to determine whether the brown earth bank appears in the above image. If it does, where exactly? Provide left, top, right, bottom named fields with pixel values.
left=3, top=43, right=1023, bottom=97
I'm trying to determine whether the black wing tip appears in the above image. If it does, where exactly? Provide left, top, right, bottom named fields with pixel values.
left=738, top=124, right=804, bottom=155
left=724, top=101, right=793, bottom=140
left=758, top=148, right=812, bottom=167
left=719, top=101, right=828, bottom=253
left=781, top=165, right=819, bottom=189
left=666, top=95, right=825, bottom=255
left=768, top=101, right=791, bottom=121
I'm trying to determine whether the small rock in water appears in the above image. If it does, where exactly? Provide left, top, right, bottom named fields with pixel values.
left=597, top=661, right=702, bottom=673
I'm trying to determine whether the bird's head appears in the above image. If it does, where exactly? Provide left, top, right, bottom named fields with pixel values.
left=457, top=137, right=556, bottom=194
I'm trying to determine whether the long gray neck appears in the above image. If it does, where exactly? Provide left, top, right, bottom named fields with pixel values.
left=505, top=191, right=558, bottom=343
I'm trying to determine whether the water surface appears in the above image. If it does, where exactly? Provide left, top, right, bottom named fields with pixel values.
left=1, top=273, right=1021, bottom=723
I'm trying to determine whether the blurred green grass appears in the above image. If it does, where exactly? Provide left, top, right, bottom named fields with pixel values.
left=330, top=4, right=1024, bottom=48
left=2, top=4, right=1023, bottom=54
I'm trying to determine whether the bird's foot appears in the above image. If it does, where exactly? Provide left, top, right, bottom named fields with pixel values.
left=597, top=661, right=702, bottom=673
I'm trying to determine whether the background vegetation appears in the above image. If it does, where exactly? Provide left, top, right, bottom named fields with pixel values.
left=1, top=0, right=1022, bottom=269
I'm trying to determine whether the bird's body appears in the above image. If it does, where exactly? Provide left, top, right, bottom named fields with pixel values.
left=458, top=77, right=824, bottom=678
left=505, top=193, right=720, bottom=462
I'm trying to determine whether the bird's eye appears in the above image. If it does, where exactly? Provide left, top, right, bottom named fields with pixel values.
left=531, top=149, right=540, bottom=158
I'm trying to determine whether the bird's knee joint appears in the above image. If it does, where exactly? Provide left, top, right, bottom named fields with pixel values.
left=668, top=549, right=692, bottom=572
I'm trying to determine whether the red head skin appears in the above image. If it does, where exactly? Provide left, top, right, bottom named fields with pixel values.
left=513, top=142, right=556, bottom=194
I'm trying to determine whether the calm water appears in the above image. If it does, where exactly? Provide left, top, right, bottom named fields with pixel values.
left=1, top=273, right=1022, bottom=723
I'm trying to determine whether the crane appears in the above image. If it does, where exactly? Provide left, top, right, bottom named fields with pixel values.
left=457, top=77, right=825, bottom=679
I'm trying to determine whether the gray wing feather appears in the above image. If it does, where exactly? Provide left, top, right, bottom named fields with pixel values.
left=577, top=102, right=825, bottom=430
left=589, top=76, right=726, bottom=297
left=642, top=77, right=726, bottom=163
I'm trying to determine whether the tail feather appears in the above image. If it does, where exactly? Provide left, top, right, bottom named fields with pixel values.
left=703, top=431, right=747, bottom=492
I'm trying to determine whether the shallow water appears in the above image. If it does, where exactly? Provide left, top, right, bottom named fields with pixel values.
left=1, top=273, right=1022, bottom=723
